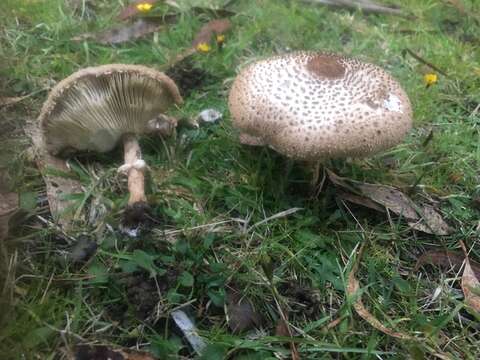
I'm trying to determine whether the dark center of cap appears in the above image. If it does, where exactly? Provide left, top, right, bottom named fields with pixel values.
left=306, top=55, right=345, bottom=79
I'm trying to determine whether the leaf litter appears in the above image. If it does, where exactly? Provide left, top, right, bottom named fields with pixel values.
left=327, top=169, right=452, bottom=235
left=72, top=18, right=169, bottom=44
left=24, top=121, right=84, bottom=230
left=414, top=249, right=480, bottom=279
left=460, top=241, right=480, bottom=315
left=75, top=0, right=233, bottom=46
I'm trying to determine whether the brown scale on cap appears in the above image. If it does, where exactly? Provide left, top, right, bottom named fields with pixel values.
left=228, top=52, right=412, bottom=161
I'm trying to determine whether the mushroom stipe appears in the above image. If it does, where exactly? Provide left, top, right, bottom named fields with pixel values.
left=39, top=64, right=182, bottom=229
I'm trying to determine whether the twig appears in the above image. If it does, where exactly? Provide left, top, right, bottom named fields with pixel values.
left=300, top=0, right=406, bottom=17
left=403, top=48, right=449, bottom=77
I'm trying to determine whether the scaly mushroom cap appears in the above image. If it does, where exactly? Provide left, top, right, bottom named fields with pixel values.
left=228, top=52, right=412, bottom=161
left=40, top=64, right=183, bottom=155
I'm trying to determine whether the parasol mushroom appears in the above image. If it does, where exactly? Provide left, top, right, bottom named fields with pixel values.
left=39, top=64, right=182, bottom=225
left=228, top=52, right=412, bottom=181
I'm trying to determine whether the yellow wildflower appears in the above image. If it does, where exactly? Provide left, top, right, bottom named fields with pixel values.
left=216, top=34, right=225, bottom=45
left=136, top=3, right=153, bottom=12
left=196, top=42, right=211, bottom=53
left=423, top=73, right=438, bottom=87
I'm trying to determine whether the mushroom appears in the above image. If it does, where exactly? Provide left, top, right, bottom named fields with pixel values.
left=39, top=64, right=182, bottom=225
left=228, top=52, right=412, bottom=181
left=0, top=192, right=18, bottom=241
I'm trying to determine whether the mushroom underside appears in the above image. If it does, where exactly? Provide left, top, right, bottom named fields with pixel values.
left=39, top=64, right=182, bottom=229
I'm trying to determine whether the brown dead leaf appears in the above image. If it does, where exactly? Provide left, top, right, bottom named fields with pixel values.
left=356, top=183, right=418, bottom=219
left=347, top=243, right=417, bottom=340
left=414, top=250, right=480, bottom=279
left=0, top=192, right=19, bottom=241
left=274, top=315, right=300, bottom=360
left=0, top=95, right=29, bottom=107
left=275, top=318, right=290, bottom=337
left=336, top=190, right=389, bottom=213
left=460, top=241, right=480, bottom=314
left=227, top=290, right=262, bottom=333
left=24, top=121, right=84, bottom=230
left=162, top=18, right=232, bottom=81
left=72, top=18, right=167, bottom=44
left=327, top=170, right=452, bottom=235
left=192, top=18, right=231, bottom=47
left=74, top=344, right=155, bottom=360
left=407, top=205, right=452, bottom=236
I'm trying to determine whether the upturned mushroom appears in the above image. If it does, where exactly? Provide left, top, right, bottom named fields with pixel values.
left=39, top=64, right=182, bottom=225
left=228, top=52, right=412, bottom=176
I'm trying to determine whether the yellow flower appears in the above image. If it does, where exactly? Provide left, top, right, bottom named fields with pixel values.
left=196, top=42, right=211, bottom=53
left=136, top=3, right=153, bottom=12
left=216, top=34, right=225, bottom=45
left=423, top=73, right=438, bottom=86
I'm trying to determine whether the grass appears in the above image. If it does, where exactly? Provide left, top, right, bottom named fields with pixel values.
left=1, top=0, right=480, bottom=358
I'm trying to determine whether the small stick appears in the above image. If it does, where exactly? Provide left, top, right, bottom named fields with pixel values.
left=403, top=48, right=449, bottom=77
left=301, top=0, right=406, bottom=17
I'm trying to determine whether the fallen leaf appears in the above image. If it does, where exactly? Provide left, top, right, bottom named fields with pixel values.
left=24, top=121, right=84, bottom=230
left=0, top=192, right=19, bottom=241
left=162, top=18, right=232, bottom=78
left=227, top=290, right=262, bottom=333
left=275, top=318, right=291, bottom=337
left=407, top=205, right=452, bottom=236
left=72, top=18, right=167, bottom=44
left=192, top=18, right=231, bottom=47
left=414, top=250, right=480, bottom=279
left=74, top=344, right=155, bottom=360
left=347, top=243, right=417, bottom=340
left=327, top=170, right=453, bottom=235
left=274, top=313, right=300, bottom=360
left=355, top=182, right=418, bottom=219
left=336, top=190, right=389, bottom=213
left=460, top=241, right=480, bottom=314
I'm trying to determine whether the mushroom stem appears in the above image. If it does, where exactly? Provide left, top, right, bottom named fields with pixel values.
left=123, top=134, right=147, bottom=206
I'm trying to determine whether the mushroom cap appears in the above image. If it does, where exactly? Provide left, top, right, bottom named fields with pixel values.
left=228, top=52, right=412, bottom=161
left=40, top=64, right=183, bottom=155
